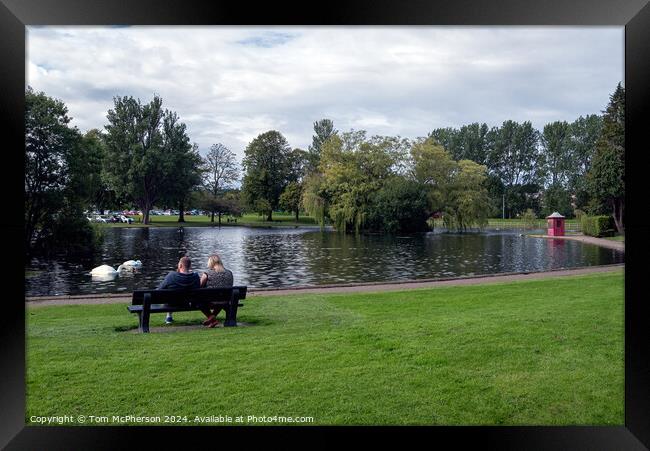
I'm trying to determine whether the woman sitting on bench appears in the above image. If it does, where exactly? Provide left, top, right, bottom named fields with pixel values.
left=199, top=253, right=234, bottom=327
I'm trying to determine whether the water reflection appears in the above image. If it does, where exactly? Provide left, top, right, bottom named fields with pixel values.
left=25, top=227, right=624, bottom=296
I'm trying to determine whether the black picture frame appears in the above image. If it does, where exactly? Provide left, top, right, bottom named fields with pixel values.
left=4, top=0, right=649, bottom=449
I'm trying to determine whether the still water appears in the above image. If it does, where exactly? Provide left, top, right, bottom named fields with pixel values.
left=25, top=226, right=624, bottom=297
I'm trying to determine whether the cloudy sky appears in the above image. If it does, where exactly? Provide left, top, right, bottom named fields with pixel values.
left=27, top=26, right=623, bottom=160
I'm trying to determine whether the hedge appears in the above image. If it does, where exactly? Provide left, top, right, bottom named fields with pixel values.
left=581, top=215, right=615, bottom=237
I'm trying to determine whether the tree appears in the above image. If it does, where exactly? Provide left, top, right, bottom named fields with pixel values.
left=365, top=177, right=430, bottom=233
left=307, top=119, right=337, bottom=172
left=279, top=181, right=304, bottom=221
left=103, top=95, right=194, bottom=225
left=159, top=117, right=203, bottom=223
left=25, top=87, right=79, bottom=253
left=201, top=143, right=239, bottom=222
left=428, top=127, right=458, bottom=158
left=196, top=188, right=242, bottom=225
left=454, top=123, right=491, bottom=164
left=24, top=87, right=103, bottom=255
left=444, top=160, right=490, bottom=231
left=541, top=183, right=573, bottom=217
left=487, top=120, right=542, bottom=218
left=320, top=132, right=396, bottom=233
left=410, top=138, right=457, bottom=214
left=241, top=130, right=292, bottom=221
left=301, top=172, right=329, bottom=228
left=541, top=121, right=573, bottom=188
left=570, top=114, right=603, bottom=210
left=587, top=83, right=625, bottom=233
left=411, top=138, right=489, bottom=230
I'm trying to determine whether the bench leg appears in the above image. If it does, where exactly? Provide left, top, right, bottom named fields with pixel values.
left=140, top=293, right=151, bottom=333
left=224, top=297, right=238, bottom=327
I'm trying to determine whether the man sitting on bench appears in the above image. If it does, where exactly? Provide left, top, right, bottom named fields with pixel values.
left=158, top=256, right=201, bottom=324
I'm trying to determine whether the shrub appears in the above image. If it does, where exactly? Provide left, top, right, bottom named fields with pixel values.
left=33, top=210, right=104, bottom=256
left=581, top=215, right=615, bottom=237
left=365, top=178, right=430, bottom=233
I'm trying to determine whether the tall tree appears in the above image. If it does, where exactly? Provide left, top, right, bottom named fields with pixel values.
left=25, top=87, right=80, bottom=252
left=307, top=119, right=337, bottom=172
left=455, top=123, right=491, bottom=165
left=485, top=121, right=541, bottom=218
left=103, top=95, right=198, bottom=224
left=25, top=87, right=101, bottom=255
left=540, top=121, right=573, bottom=188
left=159, top=118, right=203, bottom=224
left=428, top=127, right=458, bottom=159
left=202, top=143, right=239, bottom=222
left=587, top=83, right=625, bottom=233
left=241, top=130, right=292, bottom=221
left=569, top=114, right=603, bottom=210
left=287, top=148, right=310, bottom=182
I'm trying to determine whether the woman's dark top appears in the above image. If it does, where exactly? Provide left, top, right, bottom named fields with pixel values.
left=203, top=268, right=234, bottom=288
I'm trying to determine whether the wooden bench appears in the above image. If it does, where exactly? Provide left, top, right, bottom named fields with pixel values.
left=127, top=286, right=247, bottom=333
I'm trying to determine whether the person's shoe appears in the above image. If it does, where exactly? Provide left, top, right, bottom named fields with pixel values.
left=202, top=315, right=216, bottom=326
left=165, top=315, right=174, bottom=325
left=207, top=318, right=220, bottom=328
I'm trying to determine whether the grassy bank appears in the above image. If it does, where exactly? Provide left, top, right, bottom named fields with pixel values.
left=106, top=212, right=320, bottom=228
left=427, top=218, right=581, bottom=232
left=26, top=271, right=623, bottom=425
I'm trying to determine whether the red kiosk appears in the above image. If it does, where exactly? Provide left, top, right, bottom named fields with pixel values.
left=546, top=212, right=565, bottom=237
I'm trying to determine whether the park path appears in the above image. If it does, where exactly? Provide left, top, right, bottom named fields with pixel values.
left=528, top=233, right=625, bottom=252
left=25, top=264, right=624, bottom=308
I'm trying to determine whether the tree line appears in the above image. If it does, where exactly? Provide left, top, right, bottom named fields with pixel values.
left=25, top=83, right=624, bottom=254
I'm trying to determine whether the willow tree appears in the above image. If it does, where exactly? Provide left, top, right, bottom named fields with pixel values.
left=317, top=132, right=395, bottom=233
left=411, top=138, right=489, bottom=231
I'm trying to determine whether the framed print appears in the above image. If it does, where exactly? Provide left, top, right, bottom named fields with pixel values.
left=4, top=0, right=649, bottom=448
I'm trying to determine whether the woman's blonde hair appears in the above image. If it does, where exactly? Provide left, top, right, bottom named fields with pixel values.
left=207, top=254, right=225, bottom=272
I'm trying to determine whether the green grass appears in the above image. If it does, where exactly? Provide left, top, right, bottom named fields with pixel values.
left=26, top=271, right=623, bottom=426
left=106, top=213, right=320, bottom=228
left=603, top=235, right=624, bottom=242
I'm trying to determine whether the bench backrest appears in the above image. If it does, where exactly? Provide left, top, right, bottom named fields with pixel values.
left=131, top=286, right=247, bottom=306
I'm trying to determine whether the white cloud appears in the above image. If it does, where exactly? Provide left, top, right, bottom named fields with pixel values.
left=26, top=26, right=623, bottom=161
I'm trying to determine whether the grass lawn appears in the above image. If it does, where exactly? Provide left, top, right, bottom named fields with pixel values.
left=603, top=235, right=625, bottom=242
left=26, top=271, right=623, bottom=426
left=106, top=212, right=320, bottom=228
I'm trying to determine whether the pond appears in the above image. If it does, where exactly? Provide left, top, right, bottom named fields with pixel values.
left=25, top=226, right=624, bottom=297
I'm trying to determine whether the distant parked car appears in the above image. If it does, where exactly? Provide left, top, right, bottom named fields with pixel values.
left=119, top=215, right=134, bottom=224
left=94, top=216, right=107, bottom=223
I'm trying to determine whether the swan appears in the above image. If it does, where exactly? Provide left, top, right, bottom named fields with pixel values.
left=121, top=259, right=143, bottom=269
left=90, top=264, right=125, bottom=276
left=90, top=265, right=124, bottom=278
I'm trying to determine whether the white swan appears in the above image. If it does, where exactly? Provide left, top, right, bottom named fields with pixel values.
left=121, top=260, right=143, bottom=269
left=90, top=264, right=124, bottom=276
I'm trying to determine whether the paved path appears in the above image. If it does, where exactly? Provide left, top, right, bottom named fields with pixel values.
left=25, top=264, right=624, bottom=308
left=528, top=234, right=624, bottom=252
